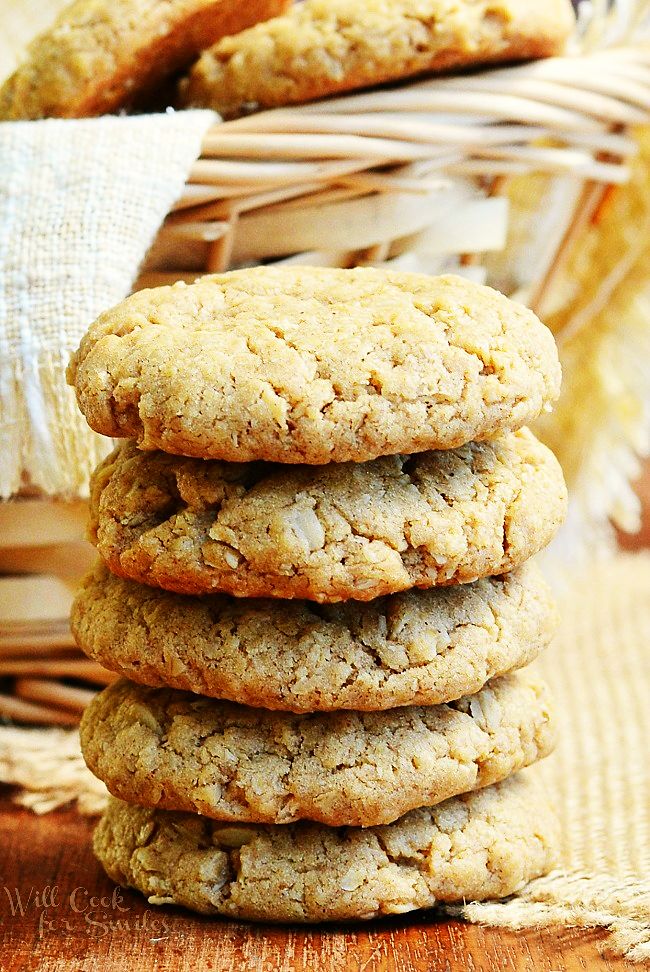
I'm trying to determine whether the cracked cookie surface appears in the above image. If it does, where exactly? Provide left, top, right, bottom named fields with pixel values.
left=68, top=268, right=561, bottom=464
left=88, top=428, right=567, bottom=601
left=180, top=0, right=574, bottom=117
left=93, top=774, right=558, bottom=921
left=81, top=673, right=554, bottom=827
left=72, top=561, right=556, bottom=711
left=0, top=0, right=289, bottom=119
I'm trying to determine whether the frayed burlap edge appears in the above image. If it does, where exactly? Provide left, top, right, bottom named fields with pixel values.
left=449, top=871, right=650, bottom=962
left=0, top=347, right=112, bottom=499
left=0, top=110, right=216, bottom=499
left=0, top=725, right=106, bottom=815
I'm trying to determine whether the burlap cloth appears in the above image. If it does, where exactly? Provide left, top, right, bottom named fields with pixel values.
left=0, top=109, right=216, bottom=499
left=0, top=552, right=647, bottom=960
left=459, top=552, right=650, bottom=962
left=0, top=0, right=216, bottom=498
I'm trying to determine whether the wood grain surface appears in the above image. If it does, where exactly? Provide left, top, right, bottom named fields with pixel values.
left=0, top=795, right=638, bottom=972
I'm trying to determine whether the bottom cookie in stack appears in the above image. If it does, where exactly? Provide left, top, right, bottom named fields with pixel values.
left=94, top=775, right=557, bottom=923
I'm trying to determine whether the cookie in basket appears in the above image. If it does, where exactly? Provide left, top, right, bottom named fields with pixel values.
left=68, top=268, right=561, bottom=464
left=87, top=429, right=567, bottom=601
left=180, top=0, right=575, bottom=116
left=71, top=560, right=557, bottom=711
left=81, top=674, right=555, bottom=827
left=0, top=0, right=291, bottom=119
left=94, top=774, right=558, bottom=921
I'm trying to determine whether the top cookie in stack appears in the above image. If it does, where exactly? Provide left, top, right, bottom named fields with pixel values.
left=68, top=267, right=560, bottom=464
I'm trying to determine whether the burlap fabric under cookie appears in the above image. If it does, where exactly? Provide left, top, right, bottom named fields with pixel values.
left=0, top=553, right=648, bottom=960
left=0, top=109, right=216, bottom=498
left=458, top=553, right=650, bottom=963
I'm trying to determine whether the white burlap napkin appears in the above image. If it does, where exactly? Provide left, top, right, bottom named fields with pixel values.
left=0, top=110, right=216, bottom=498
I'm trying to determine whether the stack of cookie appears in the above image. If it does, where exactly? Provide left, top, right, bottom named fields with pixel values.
left=68, top=267, right=567, bottom=923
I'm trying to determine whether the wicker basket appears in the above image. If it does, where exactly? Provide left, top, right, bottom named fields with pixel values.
left=139, top=45, right=650, bottom=316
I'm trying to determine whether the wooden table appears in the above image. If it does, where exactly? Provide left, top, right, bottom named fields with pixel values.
left=0, top=799, right=636, bottom=972
left=2, top=466, right=649, bottom=971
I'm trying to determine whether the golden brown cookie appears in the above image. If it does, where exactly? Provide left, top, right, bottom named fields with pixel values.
left=80, top=674, right=555, bottom=827
left=180, top=0, right=575, bottom=117
left=93, top=774, right=558, bottom=921
left=88, top=429, right=567, bottom=601
left=0, top=0, right=290, bottom=120
left=72, top=561, right=557, bottom=711
left=67, top=268, right=561, bottom=464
